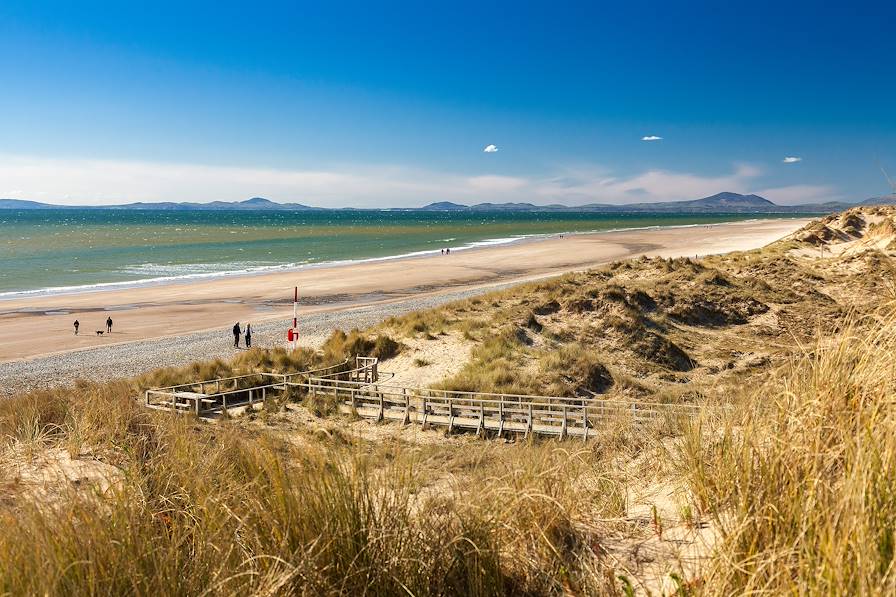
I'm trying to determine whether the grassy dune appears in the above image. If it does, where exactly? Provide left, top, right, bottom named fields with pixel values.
left=379, top=215, right=888, bottom=404
left=679, top=306, right=896, bottom=593
left=0, top=381, right=643, bottom=595
left=2, top=207, right=896, bottom=594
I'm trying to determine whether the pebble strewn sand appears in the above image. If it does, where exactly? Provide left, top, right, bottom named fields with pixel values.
left=0, top=285, right=504, bottom=397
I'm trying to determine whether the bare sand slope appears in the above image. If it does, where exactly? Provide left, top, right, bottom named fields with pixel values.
left=0, top=218, right=808, bottom=364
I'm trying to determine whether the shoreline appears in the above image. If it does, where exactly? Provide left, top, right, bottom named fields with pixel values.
left=0, top=215, right=811, bottom=301
left=0, top=217, right=810, bottom=372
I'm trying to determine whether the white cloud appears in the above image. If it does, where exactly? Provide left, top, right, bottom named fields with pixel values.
left=466, top=175, right=528, bottom=192
left=641, top=135, right=663, bottom=141
left=483, top=144, right=499, bottom=153
left=531, top=163, right=762, bottom=203
left=0, top=155, right=445, bottom=207
left=0, top=154, right=833, bottom=207
left=755, top=184, right=840, bottom=205
left=783, top=156, right=802, bottom=163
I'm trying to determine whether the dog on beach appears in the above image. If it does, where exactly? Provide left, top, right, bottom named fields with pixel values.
left=96, top=330, right=104, bottom=336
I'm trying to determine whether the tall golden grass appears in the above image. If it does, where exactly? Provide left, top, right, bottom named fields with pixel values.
left=0, top=356, right=634, bottom=595
left=3, top=223, right=894, bottom=593
left=680, top=306, right=896, bottom=594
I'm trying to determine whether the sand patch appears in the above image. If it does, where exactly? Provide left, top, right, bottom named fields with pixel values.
left=378, top=332, right=474, bottom=388
left=0, top=444, right=122, bottom=506
left=603, top=479, right=718, bottom=595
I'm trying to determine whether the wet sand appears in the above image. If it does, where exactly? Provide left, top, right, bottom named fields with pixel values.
left=0, top=218, right=809, bottom=364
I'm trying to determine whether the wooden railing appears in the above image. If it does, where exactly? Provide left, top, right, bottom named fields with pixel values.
left=313, top=356, right=379, bottom=383
left=150, top=372, right=282, bottom=396
left=290, top=377, right=699, bottom=440
left=280, top=359, right=351, bottom=384
left=144, top=357, right=377, bottom=417
left=145, top=382, right=284, bottom=416
left=144, top=354, right=700, bottom=439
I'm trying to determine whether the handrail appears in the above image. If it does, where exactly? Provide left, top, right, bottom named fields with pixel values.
left=281, top=359, right=351, bottom=382
left=144, top=357, right=378, bottom=416
left=146, top=381, right=285, bottom=402
left=151, top=372, right=281, bottom=393
left=292, top=377, right=700, bottom=413
left=314, top=356, right=379, bottom=381
left=291, top=375, right=697, bottom=439
left=148, top=359, right=352, bottom=392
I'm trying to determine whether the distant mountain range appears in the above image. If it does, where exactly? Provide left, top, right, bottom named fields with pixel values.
left=419, top=193, right=896, bottom=214
left=2, top=192, right=895, bottom=214
left=0, top=197, right=321, bottom=211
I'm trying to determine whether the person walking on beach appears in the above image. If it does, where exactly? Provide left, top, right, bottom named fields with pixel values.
left=106, top=316, right=113, bottom=334
left=232, top=322, right=241, bottom=348
left=244, top=323, right=252, bottom=348
left=73, top=320, right=79, bottom=335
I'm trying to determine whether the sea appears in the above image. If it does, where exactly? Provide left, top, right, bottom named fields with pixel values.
left=0, top=209, right=810, bottom=298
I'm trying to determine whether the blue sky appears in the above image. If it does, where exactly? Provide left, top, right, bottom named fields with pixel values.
left=0, top=0, right=894, bottom=207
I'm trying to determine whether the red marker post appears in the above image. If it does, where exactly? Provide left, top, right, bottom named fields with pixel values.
left=288, top=286, right=298, bottom=350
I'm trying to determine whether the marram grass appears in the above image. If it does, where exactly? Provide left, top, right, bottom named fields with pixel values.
left=680, top=306, right=896, bottom=594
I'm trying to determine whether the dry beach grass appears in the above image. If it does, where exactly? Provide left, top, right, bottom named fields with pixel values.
left=1, top=207, right=895, bottom=594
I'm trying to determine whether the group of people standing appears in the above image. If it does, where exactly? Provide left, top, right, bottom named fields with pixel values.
left=232, top=322, right=252, bottom=348
left=73, top=316, right=113, bottom=335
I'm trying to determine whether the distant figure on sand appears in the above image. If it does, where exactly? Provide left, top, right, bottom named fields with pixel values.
left=106, top=316, right=113, bottom=334
left=232, top=322, right=241, bottom=348
left=73, top=320, right=79, bottom=335
left=245, top=323, right=252, bottom=348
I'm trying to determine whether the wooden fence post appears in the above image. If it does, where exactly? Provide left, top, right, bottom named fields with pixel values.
left=560, top=406, right=568, bottom=441
left=582, top=406, right=588, bottom=442
left=377, top=385, right=384, bottom=422
left=526, top=403, right=533, bottom=438
left=497, top=399, right=504, bottom=438
left=448, top=399, right=454, bottom=433
left=403, top=388, right=410, bottom=425
left=477, top=404, right=485, bottom=437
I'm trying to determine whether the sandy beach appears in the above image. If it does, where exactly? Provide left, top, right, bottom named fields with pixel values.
left=0, top=217, right=810, bottom=394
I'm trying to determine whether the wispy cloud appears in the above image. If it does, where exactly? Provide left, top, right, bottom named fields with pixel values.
left=466, top=175, right=527, bottom=192
left=483, top=144, right=499, bottom=153
left=755, top=184, right=840, bottom=205
left=0, top=154, right=833, bottom=207
left=0, top=155, right=442, bottom=207
left=531, top=164, right=762, bottom=203
left=641, top=135, right=663, bottom=141
left=783, top=156, right=802, bottom=163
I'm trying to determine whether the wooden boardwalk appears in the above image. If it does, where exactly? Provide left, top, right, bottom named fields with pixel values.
left=145, top=356, right=701, bottom=439
left=292, top=376, right=700, bottom=440
left=144, top=359, right=359, bottom=415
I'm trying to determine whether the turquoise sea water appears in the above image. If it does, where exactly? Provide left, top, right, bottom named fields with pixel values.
left=0, top=209, right=809, bottom=297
